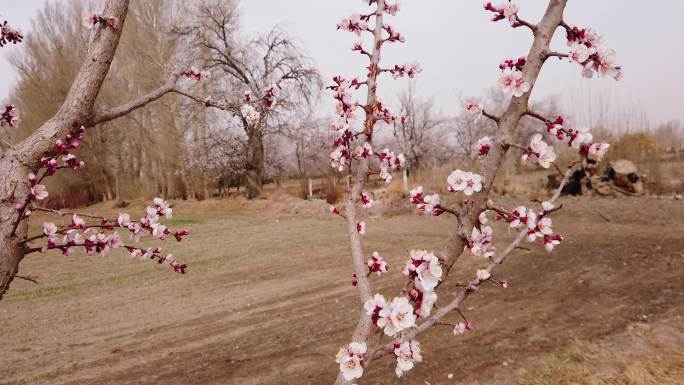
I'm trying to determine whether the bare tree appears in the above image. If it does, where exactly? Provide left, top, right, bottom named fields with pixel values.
left=282, top=114, right=329, bottom=178
left=181, top=126, right=247, bottom=197
left=391, top=84, right=443, bottom=169
left=182, top=0, right=322, bottom=199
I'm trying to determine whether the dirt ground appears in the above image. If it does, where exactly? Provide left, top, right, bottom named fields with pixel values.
left=1, top=195, right=683, bottom=385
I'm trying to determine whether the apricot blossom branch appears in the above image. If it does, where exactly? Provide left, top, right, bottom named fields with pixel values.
left=371, top=163, right=576, bottom=360
left=0, top=1, right=205, bottom=301
left=329, top=1, right=620, bottom=383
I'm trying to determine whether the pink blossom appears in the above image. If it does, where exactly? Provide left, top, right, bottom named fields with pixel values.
left=470, top=225, right=495, bottom=258
left=473, top=136, right=494, bottom=158
left=182, top=67, right=210, bottom=82
left=384, top=2, right=401, bottom=15
left=586, top=142, right=610, bottom=161
left=83, top=13, right=118, bottom=30
left=71, top=214, right=85, bottom=228
left=30, top=184, right=48, bottom=200
left=484, top=1, right=520, bottom=26
left=356, top=221, right=366, bottom=235
left=498, top=68, right=530, bottom=97
left=1, top=21, right=23, bottom=46
left=384, top=24, right=405, bottom=43
left=1, top=103, right=18, bottom=127
left=360, top=192, right=374, bottom=208
left=337, top=14, right=369, bottom=36
left=466, top=102, right=484, bottom=115
left=367, top=251, right=388, bottom=275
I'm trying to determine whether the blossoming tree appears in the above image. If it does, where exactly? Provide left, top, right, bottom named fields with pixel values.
left=328, top=0, right=618, bottom=383
left=180, top=0, right=322, bottom=199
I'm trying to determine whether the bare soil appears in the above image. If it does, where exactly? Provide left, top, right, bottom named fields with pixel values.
left=1, top=195, right=683, bottom=385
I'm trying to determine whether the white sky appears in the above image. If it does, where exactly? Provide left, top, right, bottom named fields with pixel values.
left=2, top=0, right=683, bottom=129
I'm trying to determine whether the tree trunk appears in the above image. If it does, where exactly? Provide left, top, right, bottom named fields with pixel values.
left=245, top=132, right=265, bottom=200
left=0, top=153, right=30, bottom=301
left=0, top=0, right=131, bottom=301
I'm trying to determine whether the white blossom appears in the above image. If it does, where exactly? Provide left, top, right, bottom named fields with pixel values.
left=336, top=342, right=367, bottom=380
left=394, top=340, right=422, bottom=377
left=476, top=269, right=491, bottom=281
left=378, top=296, right=416, bottom=336
left=447, top=170, right=482, bottom=196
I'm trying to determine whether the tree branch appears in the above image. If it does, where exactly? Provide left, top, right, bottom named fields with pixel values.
left=372, top=162, right=577, bottom=360
left=91, top=74, right=182, bottom=125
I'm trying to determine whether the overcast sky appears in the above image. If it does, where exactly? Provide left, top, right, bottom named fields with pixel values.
left=2, top=1, right=683, bottom=129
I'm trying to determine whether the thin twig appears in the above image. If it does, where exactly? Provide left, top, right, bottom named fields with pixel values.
left=15, top=275, right=39, bottom=284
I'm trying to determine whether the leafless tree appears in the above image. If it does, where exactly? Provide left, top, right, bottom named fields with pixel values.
left=181, top=0, right=322, bottom=199
left=391, top=84, right=444, bottom=169
left=282, top=114, right=330, bottom=178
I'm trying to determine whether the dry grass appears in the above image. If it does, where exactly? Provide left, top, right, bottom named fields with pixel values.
left=3, top=195, right=684, bottom=385
left=520, top=319, right=684, bottom=385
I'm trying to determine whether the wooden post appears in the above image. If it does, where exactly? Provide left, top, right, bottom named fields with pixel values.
left=403, top=168, right=409, bottom=193
left=308, top=178, right=313, bottom=199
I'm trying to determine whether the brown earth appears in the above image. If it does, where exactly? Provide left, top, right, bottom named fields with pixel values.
left=1, top=195, right=683, bottom=385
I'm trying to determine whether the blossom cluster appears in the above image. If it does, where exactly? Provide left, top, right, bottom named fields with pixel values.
left=327, top=78, right=406, bottom=180
left=45, top=126, right=86, bottom=174
left=12, top=121, right=190, bottom=275
left=542, top=116, right=610, bottom=162
left=497, top=56, right=530, bottom=97
left=240, top=104, right=260, bottom=125
left=0, top=20, right=23, bottom=47
left=409, top=186, right=443, bottom=216
left=521, top=134, right=556, bottom=168
left=238, top=83, right=280, bottom=127
left=336, top=14, right=370, bottom=36
left=388, top=62, right=422, bottom=79
left=182, top=67, right=210, bottom=82
left=484, top=1, right=520, bottom=27
left=367, top=251, right=388, bottom=275
left=506, top=203, right=563, bottom=251
left=30, top=199, right=188, bottom=273
left=383, top=24, right=405, bottom=43
left=357, top=248, right=442, bottom=378
left=469, top=212, right=495, bottom=258
left=393, top=339, right=422, bottom=377
left=447, top=170, right=483, bottom=195
left=566, top=26, right=622, bottom=80
left=1, top=103, right=18, bottom=127
left=83, top=13, right=118, bottom=30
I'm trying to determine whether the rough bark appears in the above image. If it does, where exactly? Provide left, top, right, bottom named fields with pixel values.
left=441, top=0, right=567, bottom=282
left=0, top=0, right=132, bottom=301
left=245, top=130, right=265, bottom=200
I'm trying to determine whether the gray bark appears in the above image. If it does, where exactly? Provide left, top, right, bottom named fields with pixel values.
left=0, top=0, right=133, bottom=301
